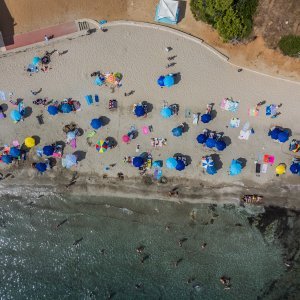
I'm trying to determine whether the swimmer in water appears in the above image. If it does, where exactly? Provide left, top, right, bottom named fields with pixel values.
left=136, top=246, right=145, bottom=254
left=73, top=237, right=83, bottom=246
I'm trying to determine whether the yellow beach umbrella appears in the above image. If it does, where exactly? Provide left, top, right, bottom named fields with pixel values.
left=24, top=137, right=35, bottom=148
left=275, top=164, right=286, bottom=175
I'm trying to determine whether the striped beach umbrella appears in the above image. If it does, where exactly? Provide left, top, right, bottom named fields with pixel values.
left=95, top=140, right=108, bottom=153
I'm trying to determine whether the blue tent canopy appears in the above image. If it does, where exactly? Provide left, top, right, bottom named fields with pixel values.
left=47, top=105, right=58, bottom=116
left=134, top=105, right=145, bottom=117
left=206, top=138, right=216, bottom=148
left=229, top=160, right=242, bottom=176
left=269, top=127, right=282, bottom=140
left=201, top=113, right=212, bottom=124
left=278, top=131, right=289, bottom=143
left=1, top=155, right=13, bottom=164
left=154, top=0, right=179, bottom=25
left=35, top=162, right=47, bottom=173
left=166, top=157, right=177, bottom=169
left=9, top=147, right=21, bottom=158
left=290, top=163, right=300, bottom=174
left=60, top=103, right=72, bottom=114
left=172, top=126, right=183, bottom=137
left=62, top=154, right=77, bottom=169
left=90, top=118, right=102, bottom=129
left=176, top=160, right=185, bottom=171
left=197, top=134, right=207, bottom=144
left=160, top=107, right=172, bottom=118
left=133, top=156, right=144, bottom=168
left=216, top=140, right=226, bottom=151
left=164, top=75, right=175, bottom=87
left=43, top=145, right=54, bottom=156
left=157, top=76, right=165, bottom=87
left=10, top=110, right=22, bottom=122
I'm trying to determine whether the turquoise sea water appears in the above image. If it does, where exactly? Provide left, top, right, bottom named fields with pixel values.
left=0, top=192, right=298, bottom=299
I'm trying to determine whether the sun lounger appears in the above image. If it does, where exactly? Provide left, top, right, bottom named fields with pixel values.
left=193, top=113, right=199, bottom=125
left=85, top=95, right=93, bottom=106
left=220, top=98, right=239, bottom=112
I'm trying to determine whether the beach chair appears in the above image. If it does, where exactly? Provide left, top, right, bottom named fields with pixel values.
left=95, top=94, right=99, bottom=105
left=193, top=113, right=199, bottom=125
left=85, top=95, right=93, bottom=106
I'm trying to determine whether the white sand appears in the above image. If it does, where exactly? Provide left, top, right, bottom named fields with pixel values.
left=0, top=24, right=300, bottom=192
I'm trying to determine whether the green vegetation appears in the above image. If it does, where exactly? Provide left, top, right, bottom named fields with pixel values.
left=190, top=0, right=258, bottom=42
left=278, top=35, right=300, bottom=57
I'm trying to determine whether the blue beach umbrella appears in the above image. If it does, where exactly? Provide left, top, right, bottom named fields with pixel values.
left=35, top=162, right=47, bottom=173
left=172, top=126, right=183, bottom=137
left=1, top=155, right=13, bottom=164
left=269, top=127, right=282, bottom=140
left=216, top=140, right=227, bottom=151
left=157, top=76, right=165, bottom=87
left=160, top=107, right=172, bottom=119
left=32, top=56, right=41, bottom=65
left=290, top=163, right=300, bottom=174
left=10, top=110, right=22, bottom=122
left=166, top=157, right=177, bottom=169
left=62, top=154, right=77, bottom=169
left=60, top=103, right=72, bottom=114
left=153, top=160, right=163, bottom=168
left=133, top=156, right=144, bottom=168
left=207, top=166, right=217, bottom=175
left=229, top=160, right=242, bottom=176
left=201, top=113, right=212, bottom=124
left=202, top=156, right=214, bottom=169
left=278, top=131, right=289, bottom=143
left=9, top=147, right=21, bottom=158
left=176, top=160, right=185, bottom=171
left=90, top=118, right=102, bottom=130
left=206, top=138, right=216, bottom=148
left=134, top=105, right=145, bottom=117
left=197, top=134, right=207, bottom=144
left=95, top=77, right=104, bottom=86
left=47, top=105, right=58, bottom=116
left=43, top=145, right=54, bottom=156
left=164, top=75, right=175, bottom=87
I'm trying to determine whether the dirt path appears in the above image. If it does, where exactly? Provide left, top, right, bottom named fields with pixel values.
left=1, top=0, right=299, bottom=80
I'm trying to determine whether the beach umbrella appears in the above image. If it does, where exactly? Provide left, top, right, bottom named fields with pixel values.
left=160, top=107, right=172, bottom=119
left=153, top=160, right=163, bottom=168
left=35, top=162, right=47, bottom=173
left=133, top=156, right=144, bottom=168
left=122, top=134, right=130, bottom=143
left=176, top=160, right=185, bottom=171
left=276, top=164, right=286, bottom=175
left=43, top=145, right=54, bottom=156
left=172, top=126, right=183, bottom=137
left=67, top=131, right=76, bottom=141
left=278, top=131, right=289, bottom=143
left=10, top=110, right=22, bottom=122
left=32, top=56, right=41, bottom=65
left=95, top=77, right=104, bottom=86
left=207, top=165, right=217, bottom=175
left=290, top=163, right=300, bottom=174
left=90, top=118, right=102, bottom=130
left=1, top=155, right=13, bottom=164
left=229, top=160, right=242, bottom=176
left=62, top=154, right=77, bottom=169
left=197, top=134, right=207, bottom=144
left=60, top=103, right=72, bottom=114
left=202, top=156, right=213, bottom=169
left=95, top=140, right=108, bottom=153
left=164, top=75, right=175, bottom=87
left=47, top=105, right=58, bottom=116
left=216, top=140, right=226, bottom=151
left=24, top=137, right=35, bottom=148
left=166, top=157, right=177, bottom=169
left=9, top=147, right=21, bottom=158
left=269, top=127, right=282, bottom=140
left=157, top=75, right=165, bottom=87
left=134, top=105, right=145, bottom=117
left=201, top=113, right=212, bottom=124
left=205, top=138, right=216, bottom=148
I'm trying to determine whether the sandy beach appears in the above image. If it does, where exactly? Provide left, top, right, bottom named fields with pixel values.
left=0, top=23, right=299, bottom=208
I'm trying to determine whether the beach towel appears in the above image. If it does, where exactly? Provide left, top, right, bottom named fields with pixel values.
left=142, top=126, right=149, bottom=135
left=229, top=118, right=240, bottom=128
left=36, top=148, right=43, bottom=157
left=261, top=163, right=268, bottom=173
left=70, top=138, right=77, bottom=149
left=0, top=91, right=6, bottom=101
left=85, top=95, right=93, bottom=106
left=154, top=169, right=163, bottom=180
left=86, top=130, right=96, bottom=138
left=193, top=113, right=199, bottom=124
left=266, top=105, right=277, bottom=116
left=220, top=98, right=239, bottom=112
left=12, top=140, right=20, bottom=147
left=95, top=95, right=99, bottom=104
left=185, top=108, right=192, bottom=118
left=263, top=154, right=275, bottom=165
left=248, top=108, right=259, bottom=117
left=18, top=101, right=25, bottom=115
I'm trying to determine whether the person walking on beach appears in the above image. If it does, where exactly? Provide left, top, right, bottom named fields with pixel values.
left=44, top=35, right=49, bottom=43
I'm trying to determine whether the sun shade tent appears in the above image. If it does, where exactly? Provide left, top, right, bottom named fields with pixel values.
left=155, top=0, right=179, bottom=25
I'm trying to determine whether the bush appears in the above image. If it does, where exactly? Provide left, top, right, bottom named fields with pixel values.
left=190, top=0, right=258, bottom=42
left=278, top=35, right=300, bottom=57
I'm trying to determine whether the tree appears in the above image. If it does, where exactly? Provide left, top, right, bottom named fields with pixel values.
left=216, top=7, right=247, bottom=41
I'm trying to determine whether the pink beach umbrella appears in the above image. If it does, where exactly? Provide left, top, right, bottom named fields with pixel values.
left=122, top=134, right=130, bottom=143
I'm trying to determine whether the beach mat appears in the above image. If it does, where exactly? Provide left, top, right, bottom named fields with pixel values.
left=85, top=95, right=93, bottom=106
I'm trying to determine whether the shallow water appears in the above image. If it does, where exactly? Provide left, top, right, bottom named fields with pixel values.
left=0, top=192, right=295, bottom=299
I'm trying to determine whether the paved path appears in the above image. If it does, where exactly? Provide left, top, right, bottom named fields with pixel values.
left=5, top=22, right=77, bottom=50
